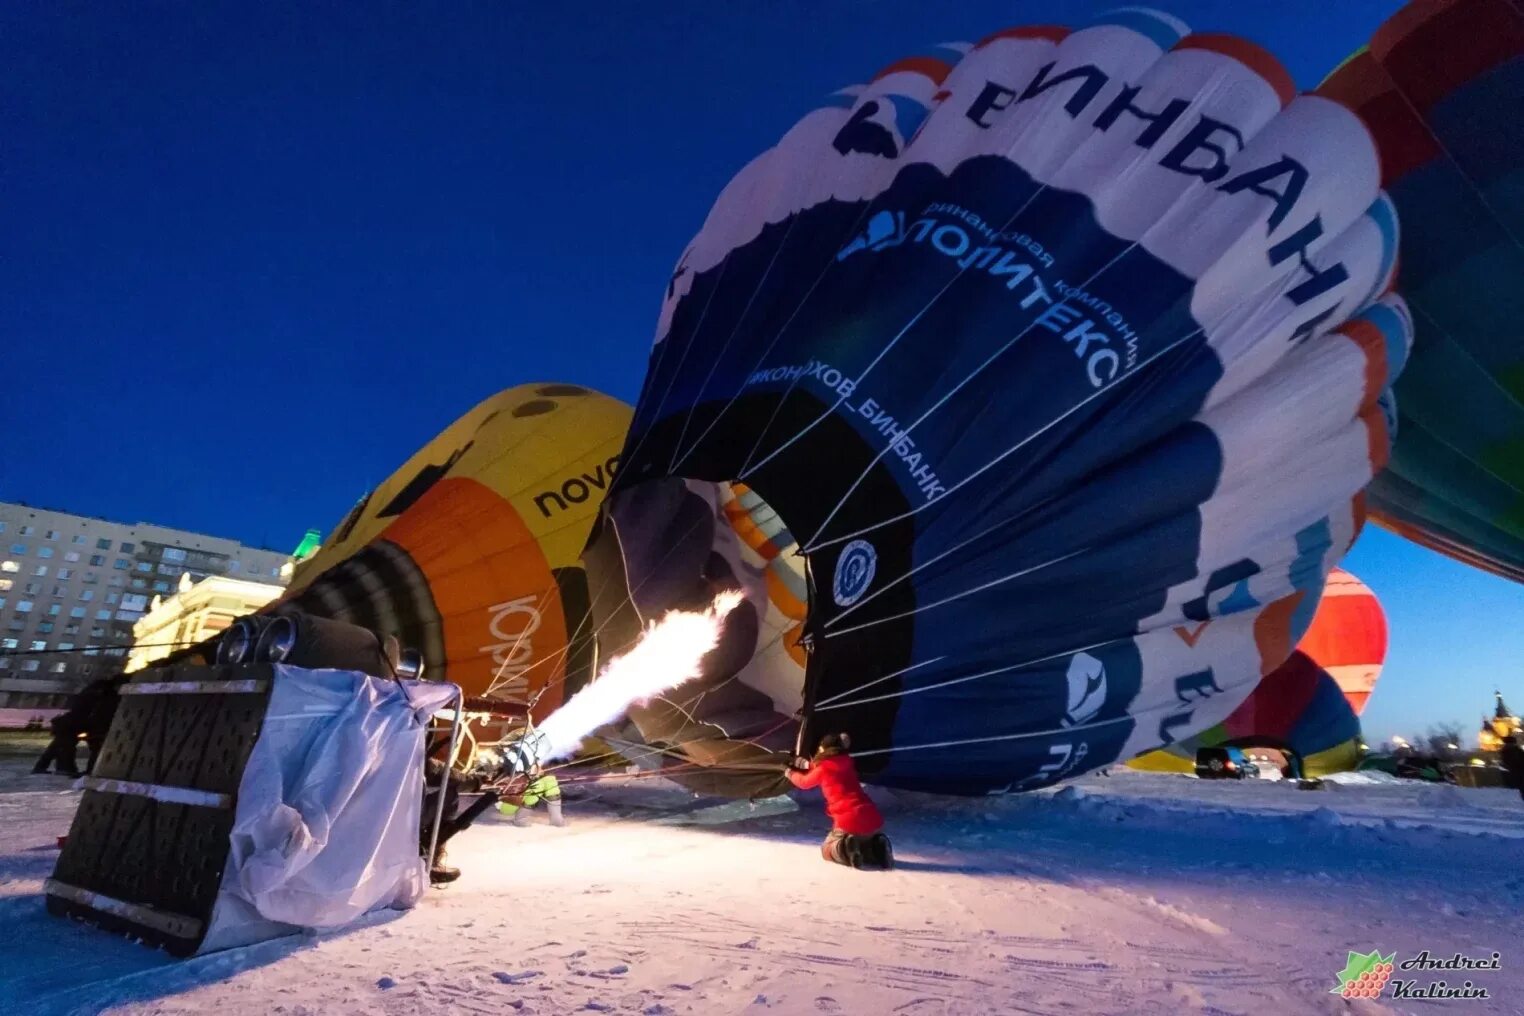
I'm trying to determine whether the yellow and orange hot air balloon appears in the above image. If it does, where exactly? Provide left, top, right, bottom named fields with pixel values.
left=278, top=384, right=631, bottom=721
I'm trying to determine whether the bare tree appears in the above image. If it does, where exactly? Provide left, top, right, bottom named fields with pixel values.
left=1424, top=723, right=1466, bottom=761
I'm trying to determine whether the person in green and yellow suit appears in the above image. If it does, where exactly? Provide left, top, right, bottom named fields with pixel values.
left=496, top=765, right=565, bottom=826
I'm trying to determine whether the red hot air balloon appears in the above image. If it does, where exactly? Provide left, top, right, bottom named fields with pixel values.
left=1298, top=567, right=1388, bottom=715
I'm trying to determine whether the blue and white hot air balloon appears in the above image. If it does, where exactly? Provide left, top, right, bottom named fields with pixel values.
left=582, top=9, right=1412, bottom=797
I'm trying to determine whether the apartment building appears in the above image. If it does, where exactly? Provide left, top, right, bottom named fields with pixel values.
left=0, top=501, right=293, bottom=707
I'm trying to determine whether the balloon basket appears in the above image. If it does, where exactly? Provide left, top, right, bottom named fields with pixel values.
left=43, top=663, right=277, bottom=957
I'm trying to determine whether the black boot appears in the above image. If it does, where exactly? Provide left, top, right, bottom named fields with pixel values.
left=869, top=833, right=894, bottom=869
left=429, top=846, right=461, bottom=885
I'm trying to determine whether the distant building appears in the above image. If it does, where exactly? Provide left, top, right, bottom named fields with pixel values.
left=127, top=571, right=286, bottom=673
left=0, top=501, right=296, bottom=708
left=1478, top=690, right=1522, bottom=756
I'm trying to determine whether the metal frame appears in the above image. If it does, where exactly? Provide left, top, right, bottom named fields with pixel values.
left=423, top=684, right=465, bottom=878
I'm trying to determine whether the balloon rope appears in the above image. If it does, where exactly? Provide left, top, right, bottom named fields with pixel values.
left=797, top=240, right=1157, bottom=550
left=801, top=325, right=1206, bottom=558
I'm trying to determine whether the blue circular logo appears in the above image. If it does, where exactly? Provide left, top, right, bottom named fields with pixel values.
left=833, top=540, right=877, bottom=607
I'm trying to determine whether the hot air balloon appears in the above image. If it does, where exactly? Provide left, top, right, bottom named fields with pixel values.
left=1131, top=565, right=1387, bottom=776
left=1299, top=566, right=1387, bottom=714
left=581, top=8, right=1412, bottom=798
left=1318, top=0, right=1524, bottom=582
left=279, top=384, right=632, bottom=720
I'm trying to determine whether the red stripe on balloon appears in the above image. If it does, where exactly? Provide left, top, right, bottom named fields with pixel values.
left=1174, top=33, right=1296, bottom=107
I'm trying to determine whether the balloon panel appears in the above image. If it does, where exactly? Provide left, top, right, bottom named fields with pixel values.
left=1318, top=0, right=1524, bottom=581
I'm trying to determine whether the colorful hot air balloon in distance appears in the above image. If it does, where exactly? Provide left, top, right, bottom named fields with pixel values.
left=582, top=7, right=1411, bottom=797
left=1132, top=565, right=1387, bottom=775
left=1318, top=0, right=1524, bottom=583
left=1300, top=567, right=1387, bottom=714
left=279, top=384, right=631, bottom=720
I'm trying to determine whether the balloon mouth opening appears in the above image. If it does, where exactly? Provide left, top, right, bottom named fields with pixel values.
left=580, top=475, right=812, bottom=789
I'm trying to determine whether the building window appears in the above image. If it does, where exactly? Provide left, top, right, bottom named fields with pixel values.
left=106, top=647, right=125, bottom=657
left=0, top=578, right=10, bottom=591
left=49, top=662, right=67, bottom=673
left=152, top=581, right=170, bottom=593
left=130, top=579, right=147, bottom=590
left=0, top=597, right=4, bottom=610
left=58, top=642, right=74, bottom=651
left=6, top=621, right=23, bottom=632
left=72, top=534, right=85, bottom=545
left=37, top=547, right=53, bottom=559
left=64, top=551, right=80, bottom=563
left=90, top=626, right=105, bottom=638
left=134, top=562, right=151, bottom=573
left=37, top=622, right=53, bottom=634
left=0, top=637, right=14, bottom=649
left=44, top=530, right=58, bottom=541
left=89, top=555, right=104, bottom=567
left=114, top=559, right=130, bottom=570
left=81, top=590, right=95, bottom=602
left=0, top=522, right=5, bottom=533
left=47, top=603, right=61, bottom=615
left=19, top=526, right=34, bottom=536
left=24, top=582, right=39, bottom=595
left=0, top=561, right=16, bottom=573
left=99, top=593, right=112, bottom=605
left=28, top=640, right=45, bottom=651
left=96, top=538, right=111, bottom=550
left=9, top=544, right=26, bottom=555
left=163, top=547, right=188, bottom=563
left=0, top=658, right=10, bottom=670
left=109, top=576, right=125, bottom=587
left=32, top=565, right=47, bottom=576
left=69, top=607, right=85, bottom=619
left=16, top=601, right=32, bottom=613
left=121, top=542, right=135, bottom=553
left=83, top=571, right=97, bottom=584
left=63, top=625, right=78, bottom=635
left=157, top=563, right=182, bottom=576
left=95, top=610, right=111, bottom=621
left=57, top=569, right=71, bottom=580
left=51, top=585, right=66, bottom=597
left=21, top=659, right=39, bottom=671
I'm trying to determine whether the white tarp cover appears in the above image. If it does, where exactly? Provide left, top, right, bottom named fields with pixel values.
left=210, top=667, right=457, bottom=942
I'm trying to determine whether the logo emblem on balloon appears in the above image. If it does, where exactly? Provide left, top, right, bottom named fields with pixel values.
left=835, top=210, right=902, bottom=262
left=832, top=540, right=878, bottom=607
left=1063, top=652, right=1107, bottom=727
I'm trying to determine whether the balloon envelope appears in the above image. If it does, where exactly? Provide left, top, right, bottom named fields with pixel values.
left=588, top=9, right=1410, bottom=797
left=281, top=384, right=631, bottom=717
left=1319, top=0, right=1524, bottom=582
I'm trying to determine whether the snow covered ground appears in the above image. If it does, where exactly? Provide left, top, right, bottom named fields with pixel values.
left=1, top=755, right=1521, bottom=1015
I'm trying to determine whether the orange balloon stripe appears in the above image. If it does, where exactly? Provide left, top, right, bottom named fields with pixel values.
left=385, top=477, right=568, bottom=713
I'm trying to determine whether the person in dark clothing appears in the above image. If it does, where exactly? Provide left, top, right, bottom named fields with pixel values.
left=32, top=714, right=84, bottom=777
left=82, top=676, right=126, bottom=774
left=1500, top=735, right=1524, bottom=802
left=786, top=732, right=892, bottom=869
left=32, top=677, right=118, bottom=776
left=419, top=742, right=501, bottom=885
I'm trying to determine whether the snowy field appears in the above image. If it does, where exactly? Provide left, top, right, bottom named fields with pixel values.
left=1, top=754, right=1522, bottom=1016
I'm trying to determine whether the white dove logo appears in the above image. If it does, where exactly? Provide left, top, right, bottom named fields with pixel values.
left=1064, top=652, right=1107, bottom=727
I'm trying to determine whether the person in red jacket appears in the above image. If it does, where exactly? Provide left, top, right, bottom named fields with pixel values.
left=786, top=732, right=892, bottom=869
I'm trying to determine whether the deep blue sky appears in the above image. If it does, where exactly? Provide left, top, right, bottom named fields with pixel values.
left=4, top=1, right=1515, bottom=741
